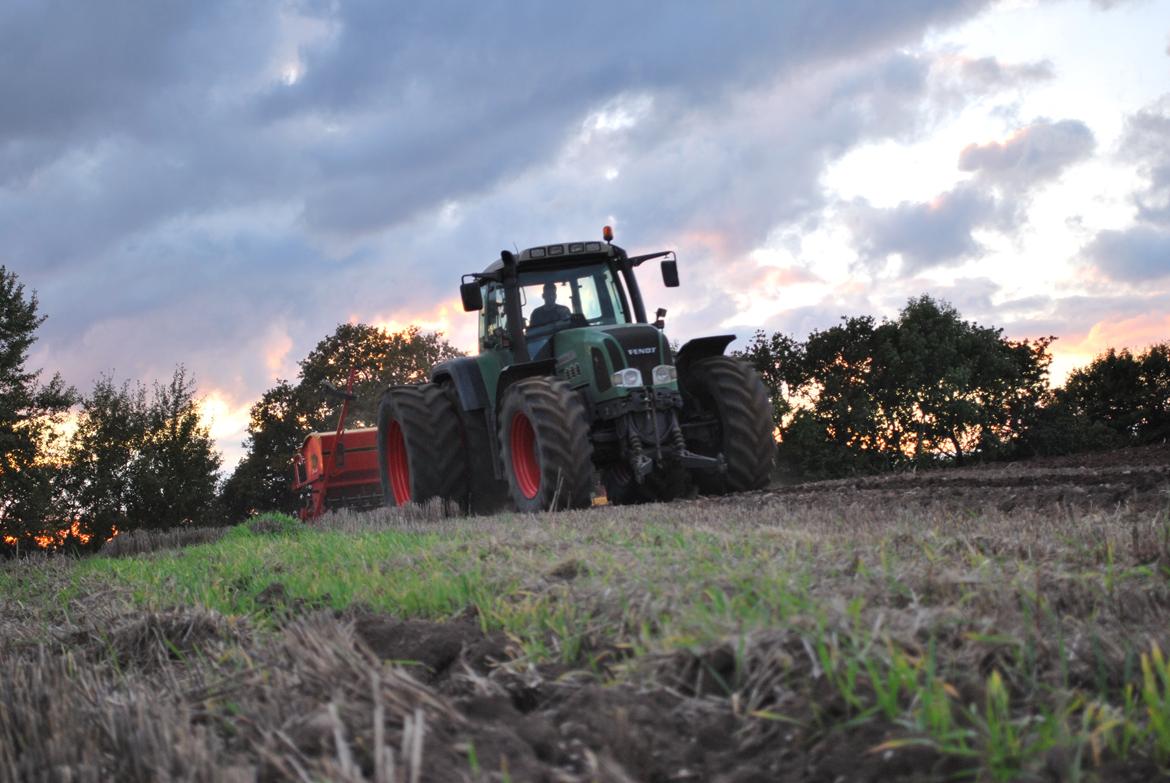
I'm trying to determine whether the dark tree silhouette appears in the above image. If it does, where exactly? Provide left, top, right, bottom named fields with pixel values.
left=739, top=296, right=1056, bottom=478
left=62, top=367, right=221, bottom=539
left=0, top=266, right=76, bottom=549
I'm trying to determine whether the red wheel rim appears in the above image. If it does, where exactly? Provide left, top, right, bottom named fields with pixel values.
left=510, top=411, right=540, bottom=500
left=386, top=420, right=411, bottom=504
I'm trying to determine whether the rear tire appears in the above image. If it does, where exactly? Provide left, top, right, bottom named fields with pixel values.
left=440, top=383, right=510, bottom=515
left=377, top=384, right=468, bottom=508
left=681, top=356, right=774, bottom=494
left=498, top=377, right=594, bottom=512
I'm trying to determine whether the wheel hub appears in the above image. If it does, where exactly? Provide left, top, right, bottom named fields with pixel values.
left=510, top=412, right=540, bottom=500
left=386, top=420, right=411, bottom=504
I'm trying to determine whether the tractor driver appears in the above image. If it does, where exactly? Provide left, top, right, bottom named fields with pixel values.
left=528, top=282, right=572, bottom=328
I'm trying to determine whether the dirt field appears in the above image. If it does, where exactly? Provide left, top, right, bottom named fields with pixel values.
left=2, top=445, right=1169, bottom=782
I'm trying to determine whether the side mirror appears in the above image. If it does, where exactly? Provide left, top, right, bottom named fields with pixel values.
left=460, top=281, right=483, bottom=311
left=661, top=259, right=679, bottom=287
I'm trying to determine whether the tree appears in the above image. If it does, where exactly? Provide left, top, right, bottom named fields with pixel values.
left=1048, top=343, right=1170, bottom=447
left=0, top=266, right=76, bottom=548
left=62, top=367, right=221, bottom=537
left=220, top=324, right=462, bottom=518
left=125, top=367, right=221, bottom=529
left=748, top=296, right=1056, bottom=478
left=735, top=329, right=803, bottom=427
left=878, top=297, right=1053, bottom=463
left=298, top=323, right=463, bottom=428
left=60, top=376, right=147, bottom=542
left=219, top=380, right=303, bottom=518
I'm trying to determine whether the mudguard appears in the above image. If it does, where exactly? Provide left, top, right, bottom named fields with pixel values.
left=495, top=358, right=558, bottom=405
left=675, top=334, right=736, bottom=379
left=430, top=357, right=489, bottom=412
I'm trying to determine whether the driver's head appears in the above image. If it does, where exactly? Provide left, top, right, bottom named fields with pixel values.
left=542, top=283, right=557, bottom=304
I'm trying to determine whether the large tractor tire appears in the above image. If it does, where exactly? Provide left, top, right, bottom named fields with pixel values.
left=681, top=356, right=774, bottom=494
left=498, top=377, right=594, bottom=512
left=438, top=382, right=509, bottom=515
left=377, top=384, right=468, bottom=508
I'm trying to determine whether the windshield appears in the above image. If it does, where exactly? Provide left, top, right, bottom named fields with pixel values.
left=520, top=265, right=628, bottom=333
left=479, top=263, right=629, bottom=352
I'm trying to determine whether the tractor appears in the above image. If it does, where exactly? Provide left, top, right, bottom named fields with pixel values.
left=376, top=227, right=775, bottom=513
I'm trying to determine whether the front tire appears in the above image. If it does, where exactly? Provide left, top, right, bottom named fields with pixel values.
left=376, top=385, right=468, bottom=508
left=498, top=377, right=594, bottom=512
left=681, top=356, right=774, bottom=494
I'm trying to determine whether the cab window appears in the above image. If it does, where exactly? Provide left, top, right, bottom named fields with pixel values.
left=478, top=282, right=509, bottom=350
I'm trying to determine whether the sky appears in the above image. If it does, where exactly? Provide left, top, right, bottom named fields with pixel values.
left=3, top=0, right=1168, bottom=471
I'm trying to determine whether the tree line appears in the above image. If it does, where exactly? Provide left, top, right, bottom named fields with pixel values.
left=1, top=266, right=220, bottom=552
left=3, top=262, right=1167, bottom=551
left=737, top=295, right=1169, bottom=478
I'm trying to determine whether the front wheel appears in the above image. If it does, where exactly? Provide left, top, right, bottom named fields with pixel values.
left=498, top=377, right=594, bottom=512
left=681, top=356, right=774, bottom=494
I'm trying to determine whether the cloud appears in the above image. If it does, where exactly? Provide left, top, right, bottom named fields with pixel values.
left=1063, top=311, right=1170, bottom=359
left=955, top=56, right=1054, bottom=89
left=1122, top=99, right=1170, bottom=227
left=1083, top=225, right=1170, bottom=282
left=1089, top=0, right=1142, bottom=8
left=958, top=119, right=1096, bottom=187
left=844, top=118, right=1095, bottom=274
left=844, top=183, right=1004, bottom=272
left=1077, top=98, right=1170, bottom=285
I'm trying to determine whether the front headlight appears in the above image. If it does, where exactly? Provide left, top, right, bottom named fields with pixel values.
left=610, top=368, right=644, bottom=388
left=651, top=364, right=677, bottom=385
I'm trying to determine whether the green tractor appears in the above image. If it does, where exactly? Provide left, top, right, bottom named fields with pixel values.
left=376, top=228, right=774, bottom=513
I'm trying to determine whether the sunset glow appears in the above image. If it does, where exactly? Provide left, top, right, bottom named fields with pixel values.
left=4, top=522, right=119, bottom=551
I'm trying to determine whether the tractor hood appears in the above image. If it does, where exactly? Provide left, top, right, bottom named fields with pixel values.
left=543, top=323, right=674, bottom=399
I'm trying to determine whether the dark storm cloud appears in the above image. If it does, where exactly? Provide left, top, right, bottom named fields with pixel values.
left=260, top=0, right=991, bottom=238
left=0, top=2, right=280, bottom=168
left=1, top=0, right=994, bottom=274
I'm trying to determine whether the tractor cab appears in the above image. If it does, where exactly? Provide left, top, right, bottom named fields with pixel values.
left=478, top=255, right=632, bottom=361
left=461, top=232, right=679, bottom=368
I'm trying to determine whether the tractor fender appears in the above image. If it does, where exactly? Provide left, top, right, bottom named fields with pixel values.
left=430, top=357, right=489, bottom=412
left=495, top=359, right=558, bottom=407
left=675, top=335, right=736, bottom=380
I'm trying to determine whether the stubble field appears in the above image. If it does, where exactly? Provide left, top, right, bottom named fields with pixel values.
left=2, top=445, right=1169, bottom=782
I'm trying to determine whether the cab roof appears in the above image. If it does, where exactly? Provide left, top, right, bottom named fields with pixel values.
left=481, top=241, right=619, bottom=274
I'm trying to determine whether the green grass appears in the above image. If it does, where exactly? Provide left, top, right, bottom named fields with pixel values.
left=79, top=518, right=505, bottom=620
left=5, top=492, right=1170, bottom=779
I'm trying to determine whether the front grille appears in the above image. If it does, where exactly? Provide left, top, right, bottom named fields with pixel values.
left=606, top=326, right=663, bottom=382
